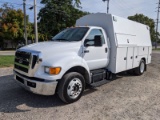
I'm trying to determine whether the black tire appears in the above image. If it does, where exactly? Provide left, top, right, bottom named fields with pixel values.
left=134, top=59, right=145, bottom=75
left=58, top=72, right=85, bottom=103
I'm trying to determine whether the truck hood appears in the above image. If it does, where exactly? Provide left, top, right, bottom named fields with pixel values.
left=20, top=41, right=82, bottom=54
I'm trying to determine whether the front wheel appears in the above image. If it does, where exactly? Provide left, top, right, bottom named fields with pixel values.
left=58, top=72, right=85, bottom=103
left=135, top=59, right=145, bottom=75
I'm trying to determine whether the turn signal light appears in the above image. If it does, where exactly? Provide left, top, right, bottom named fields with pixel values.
left=49, top=67, right=61, bottom=75
left=45, top=67, right=61, bottom=75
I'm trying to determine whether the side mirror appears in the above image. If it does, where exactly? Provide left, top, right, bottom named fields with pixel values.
left=94, top=35, right=102, bottom=47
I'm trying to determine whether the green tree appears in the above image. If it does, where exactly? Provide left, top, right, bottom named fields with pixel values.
left=38, top=0, right=88, bottom=39
left=128, top=14, right=156, bottom=42
left=0, top=3, right=33, bottom=48
left=27, top=23, right=34, bottom=43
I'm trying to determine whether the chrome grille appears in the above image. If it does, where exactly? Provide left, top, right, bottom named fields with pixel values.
left=31, top=55, right=38, bottom=69
left=14, top=50, right=40, bottom=77
left=14, top=51, right=31, bottom=73
left=15, top=64, right=29, bottom=73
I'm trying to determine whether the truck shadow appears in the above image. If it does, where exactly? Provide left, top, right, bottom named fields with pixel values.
left=0, top=74, right=97, bottom=113
left=116, top=71, right=136, bottom=78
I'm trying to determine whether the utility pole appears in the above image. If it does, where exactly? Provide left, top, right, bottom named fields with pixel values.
left=103, top=0, right=110, bottom=14
left=23, top=0, right=27, bottom=45
left=155, top=0, right=160, bottom=49
left=34, top=0, right=38, bottom=43
left=107, top=0, right=110, bottom=14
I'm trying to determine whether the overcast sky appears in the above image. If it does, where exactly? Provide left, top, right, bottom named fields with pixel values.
left=0, top=0, right=157, bottom=23
left=81, top=0, right=155, bottom=19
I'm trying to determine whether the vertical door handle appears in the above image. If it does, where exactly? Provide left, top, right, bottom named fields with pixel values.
left=105, top=48, right=108, bottom=53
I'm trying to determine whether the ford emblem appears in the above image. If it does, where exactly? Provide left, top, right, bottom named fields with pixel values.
left=19, top=59, right=23, bottom=64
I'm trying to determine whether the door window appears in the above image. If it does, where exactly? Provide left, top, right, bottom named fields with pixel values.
left=85, top=29, right=105, bottom=46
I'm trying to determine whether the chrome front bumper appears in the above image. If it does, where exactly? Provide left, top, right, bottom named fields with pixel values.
left=14, top=72, right=58, bottom=95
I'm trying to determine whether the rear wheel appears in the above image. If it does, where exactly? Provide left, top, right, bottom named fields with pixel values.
left=58, top=72, right=85, bottom=103
left=135, top=59, right=145, bottom=75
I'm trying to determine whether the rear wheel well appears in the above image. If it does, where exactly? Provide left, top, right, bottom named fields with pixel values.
left=142, top=58, right=146, bottom=64
left=141, top=57, right=147, bottom=71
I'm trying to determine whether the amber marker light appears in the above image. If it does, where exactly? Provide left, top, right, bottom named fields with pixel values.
left=44, top=67, right=61, bottom=75
left=49, top=67, right=61, bottom=75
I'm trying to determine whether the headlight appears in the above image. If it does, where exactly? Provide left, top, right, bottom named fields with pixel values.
left=44, top=67, right=61, bottom=75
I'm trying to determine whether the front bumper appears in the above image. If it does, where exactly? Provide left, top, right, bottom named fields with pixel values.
left=14, top=71, right=58, bottom=95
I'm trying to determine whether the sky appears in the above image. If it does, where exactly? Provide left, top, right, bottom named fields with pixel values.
left=0, top=0, right=157, bottom=23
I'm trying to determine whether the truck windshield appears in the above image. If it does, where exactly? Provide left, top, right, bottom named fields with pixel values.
left=52, top=27, right=89, bottom=42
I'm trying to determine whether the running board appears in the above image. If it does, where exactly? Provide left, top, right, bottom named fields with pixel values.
left=90, top=79, right=110, bottom=87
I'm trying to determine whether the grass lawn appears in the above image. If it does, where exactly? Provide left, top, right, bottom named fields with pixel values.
left=153, top=48, right=160, bottom=51
left=0, top=56, right=14, bottom=68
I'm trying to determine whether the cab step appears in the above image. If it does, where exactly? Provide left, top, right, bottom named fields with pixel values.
left=90, top=79, right=110, bottom=88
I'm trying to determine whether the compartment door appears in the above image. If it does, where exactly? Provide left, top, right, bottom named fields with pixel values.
left=133, top=47, right=139, bottom=68
left=147, top=47, right=152, bottom=64
left=116, top=47, right=127, bottom=73
left=138, top=47, right=148, bottom=55
left=127, top=47, right=134, bottom=70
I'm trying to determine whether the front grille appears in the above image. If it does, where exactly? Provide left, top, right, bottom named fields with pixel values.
left=32, top=55, right=38, bottom=69
left=15, top=51, right=31, bottom=59
left=14, top=50, right=39, bottom=74
left=15, top=64, right=29, bottom=73
left=14, top=51, right=31, bottom=73
left=15, top=58, right=29, bottom=66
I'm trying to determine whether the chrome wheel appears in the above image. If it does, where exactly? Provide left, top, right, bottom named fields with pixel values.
left=67, top=78, right=82, bottom=99
left=140, top=61, right=145, bottom=73
left=58, top=72, right=85, bottom=103
left=134, top=59, right=146, bottom=76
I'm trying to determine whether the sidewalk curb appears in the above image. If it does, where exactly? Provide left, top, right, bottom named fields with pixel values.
left=0, top=51, right=15, bottom=55
left=0, top=67, right=13, bottom=77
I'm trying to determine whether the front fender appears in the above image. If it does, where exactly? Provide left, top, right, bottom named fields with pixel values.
left=34, top=52, right=90, bottom=81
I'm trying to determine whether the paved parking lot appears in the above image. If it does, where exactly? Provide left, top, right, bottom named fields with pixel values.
left=0, top=51, right=160, bottom=120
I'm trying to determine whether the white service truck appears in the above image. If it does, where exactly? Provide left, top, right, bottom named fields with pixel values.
left=14, top=13, right=152, bottom=103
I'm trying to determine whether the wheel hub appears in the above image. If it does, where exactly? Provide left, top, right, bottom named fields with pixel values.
left=73, top=84, right=79, bottom=92
left=67, top=78, right=82, bottom=99
left=140, top=62, right=145, bottom=73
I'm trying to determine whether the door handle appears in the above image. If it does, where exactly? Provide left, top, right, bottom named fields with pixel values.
left=105, top=48, right=108, bottom=53
left=84, top=50, right=89, bottom=53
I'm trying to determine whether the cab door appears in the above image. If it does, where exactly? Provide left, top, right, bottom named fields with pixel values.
left=83, top=28, right=109, bottom=70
